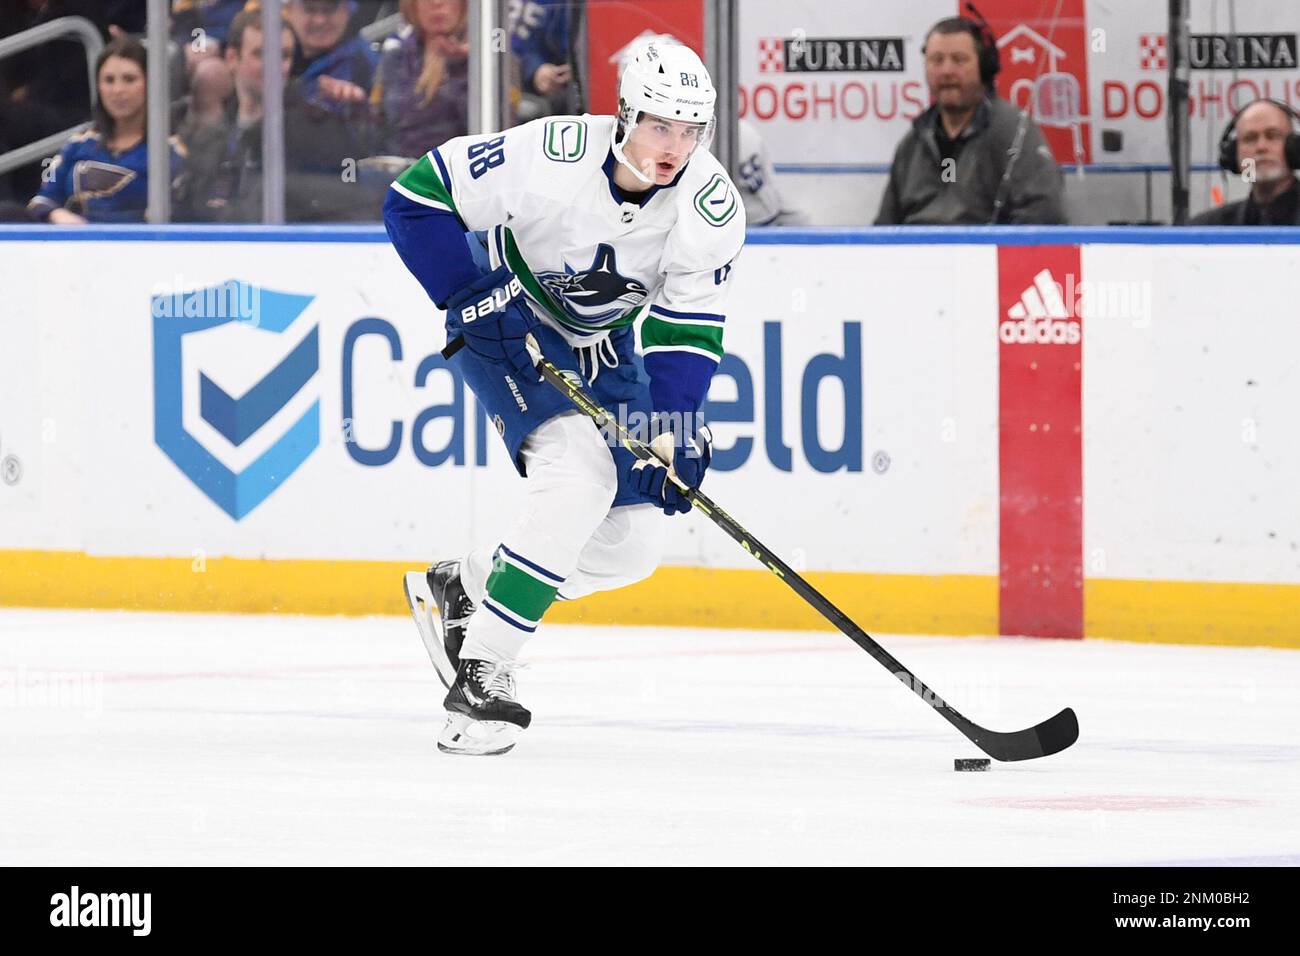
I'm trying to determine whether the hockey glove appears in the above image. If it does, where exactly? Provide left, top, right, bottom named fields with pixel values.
left=444, top=265, right=539, bottom=380
left=630, top=424, right=713, bottom=516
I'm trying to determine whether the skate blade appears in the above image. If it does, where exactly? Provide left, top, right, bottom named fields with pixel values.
left=436, top=714, right=521, bottom=757
left=403, top=571, right=456, bottom=690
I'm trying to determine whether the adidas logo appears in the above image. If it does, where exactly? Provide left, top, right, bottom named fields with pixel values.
left=1000, top=269, right=1081, bottom=345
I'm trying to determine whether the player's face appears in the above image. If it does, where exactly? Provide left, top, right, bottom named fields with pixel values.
left=625, top=115, right=709, bottom=184
left=288, top=0, right=350, bottom=57
left=1236, top=102, right=1293, bottom=183
left=925, top=31, right=984, bottom=113
left=98, top=55, right=146, bottom=127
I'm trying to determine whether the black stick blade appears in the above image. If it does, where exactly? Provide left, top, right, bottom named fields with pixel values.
left=973, top=707, right=1079, bottom=762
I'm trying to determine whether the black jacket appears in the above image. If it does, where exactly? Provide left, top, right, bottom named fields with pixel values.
left=1189, top=178, right=1300, bottom=226
left=876, top=96, right=1067, bottom=225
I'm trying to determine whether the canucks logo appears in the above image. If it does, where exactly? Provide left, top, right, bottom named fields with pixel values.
left=534, top=244, right=648, bottom=326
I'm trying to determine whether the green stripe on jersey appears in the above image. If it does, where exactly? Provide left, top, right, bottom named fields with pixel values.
left=485, top=553, right=560, bottom=624
left=394, top=153, right=457, bottom=211
left=640, top=314, right=725, bottom=360
left=502, top=228, right=644, bottom=336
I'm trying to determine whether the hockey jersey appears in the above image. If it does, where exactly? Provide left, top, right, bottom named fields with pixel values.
left=385, top=114, right=746, bottom=416
left=737, top=119, right=807, bottom=226
left=28, top=128, right=186, bottom=224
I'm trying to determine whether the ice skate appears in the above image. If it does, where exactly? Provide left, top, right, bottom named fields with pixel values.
left=403, top=561, right=476, bottom=689
left=437, top=658, right=531, bottom=756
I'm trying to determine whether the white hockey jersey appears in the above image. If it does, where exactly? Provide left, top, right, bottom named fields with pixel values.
left=737, top=119, right=808, bottom=227
left=391, top=115, right=746, bottom=380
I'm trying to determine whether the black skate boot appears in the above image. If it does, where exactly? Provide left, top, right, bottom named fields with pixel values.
left=438, top=658, right=531, bottom=756
left=402, top=560, right=476, bottom=689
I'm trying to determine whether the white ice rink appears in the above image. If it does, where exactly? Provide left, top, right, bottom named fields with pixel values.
left=1, top=608, right=1297, bottom=866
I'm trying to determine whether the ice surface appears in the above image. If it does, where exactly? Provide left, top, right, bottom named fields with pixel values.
left=1, top=608, right=1297, bottom=866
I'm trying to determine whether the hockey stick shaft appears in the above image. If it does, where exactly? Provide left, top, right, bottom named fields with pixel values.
left=443, top=335, right=1077, bottom=761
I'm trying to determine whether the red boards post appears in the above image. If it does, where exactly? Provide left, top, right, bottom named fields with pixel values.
left=997, top=245, right=1084, bottom=639
left=585, top=1, right=705, bottom=114
left=967, top=0, right=1093, bottom=165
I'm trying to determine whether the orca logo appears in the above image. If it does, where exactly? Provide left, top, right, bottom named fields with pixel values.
left=152, top=281, right=319, bottom=520
left=535, top=244, right=648, bottom=325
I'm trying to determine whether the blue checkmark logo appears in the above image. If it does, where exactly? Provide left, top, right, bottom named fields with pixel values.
left=153, top=281, right=319, bottom=520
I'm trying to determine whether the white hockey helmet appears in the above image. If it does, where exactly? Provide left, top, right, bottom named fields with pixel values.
left=613, top=35, right=716, bottom=184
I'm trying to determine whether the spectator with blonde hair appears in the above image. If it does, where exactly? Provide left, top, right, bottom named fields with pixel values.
left=373, top=0, right=468, bottom=158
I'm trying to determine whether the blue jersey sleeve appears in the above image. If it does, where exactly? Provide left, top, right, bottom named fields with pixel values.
left=383, top=185, right=481, bottom=310
left=28, top=141, right=77, bottom=220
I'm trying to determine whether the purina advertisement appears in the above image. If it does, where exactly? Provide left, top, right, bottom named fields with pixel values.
left=732, top=0, right=1300, bottom=167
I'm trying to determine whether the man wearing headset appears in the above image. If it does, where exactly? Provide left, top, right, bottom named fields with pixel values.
left=1192, top=99, right=1300, bottom=226
left=875, top=16, right=1065, bottom=225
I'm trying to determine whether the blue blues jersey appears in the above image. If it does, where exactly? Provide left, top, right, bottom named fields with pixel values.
left=28, top=129, right=187, bottom=223
left=511, top=0, right=572, bottom=89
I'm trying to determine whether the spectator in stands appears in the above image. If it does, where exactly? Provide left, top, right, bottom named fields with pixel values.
left=27, top=36, right=186, bottom=223
left=372, top=0, right=467, bottom=158
left=875, top=16, right=1064, bottom=225
left=171, top=0, right=250, bottom=49
left=287, top=0, right=379, bottom=114
left=175, top=7, right=286, bottom=219
left=0, top=0, right=126, bottom=200
left=737, top=118, right=807, bottom=226
left=512, top=0, right=583, bottom=120
left=187, top=8, right=382, bottom=221
left=175, top=28, right=236, bottom=195
left=171, top=0, right=246, bottom=92
left=1192, top=99, right=1300, bottom=226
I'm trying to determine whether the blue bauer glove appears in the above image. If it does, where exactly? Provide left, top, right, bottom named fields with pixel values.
left=630, top=423, right=713, bottom=515
left=444, top=265, right=539, bottom=380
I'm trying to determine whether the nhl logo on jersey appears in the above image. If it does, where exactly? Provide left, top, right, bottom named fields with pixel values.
left=542, top=120, right=588, bottom=163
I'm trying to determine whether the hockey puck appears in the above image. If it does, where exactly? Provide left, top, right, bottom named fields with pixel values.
left=954, top=758, right=991, bottom=772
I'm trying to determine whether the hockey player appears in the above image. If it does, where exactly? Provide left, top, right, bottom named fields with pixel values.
left=384, top=37, right=745, bottom=755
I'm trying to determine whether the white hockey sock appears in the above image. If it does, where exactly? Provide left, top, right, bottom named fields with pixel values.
left=559, top=503, right=665, bottom=600
left=460, top=412, right=618, bottom=663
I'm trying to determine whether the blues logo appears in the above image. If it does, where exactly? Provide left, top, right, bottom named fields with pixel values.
left=152, top=281, right=319, bottom=520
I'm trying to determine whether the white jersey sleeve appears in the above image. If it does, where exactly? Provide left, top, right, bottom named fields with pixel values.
left=390, top=122, right=545, bottom=231
left=638, top=163, right=747, bottom=415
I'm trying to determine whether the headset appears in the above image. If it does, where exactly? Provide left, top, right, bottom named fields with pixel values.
left=922, top=2, right=1002, bottom=90
left=1218, top=97, right=1300, bottom=173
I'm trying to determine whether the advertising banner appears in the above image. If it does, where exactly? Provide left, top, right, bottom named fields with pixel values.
left=729, top=0, right=1300, bottom=168
left=3, top=230, right=1298, bottom=646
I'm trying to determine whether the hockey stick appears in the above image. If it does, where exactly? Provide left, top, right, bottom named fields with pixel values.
left=443, top=335, right=1078, bottom=762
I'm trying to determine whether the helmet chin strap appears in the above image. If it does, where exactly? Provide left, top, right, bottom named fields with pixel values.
left=611, top=115, right=656, bottom=186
